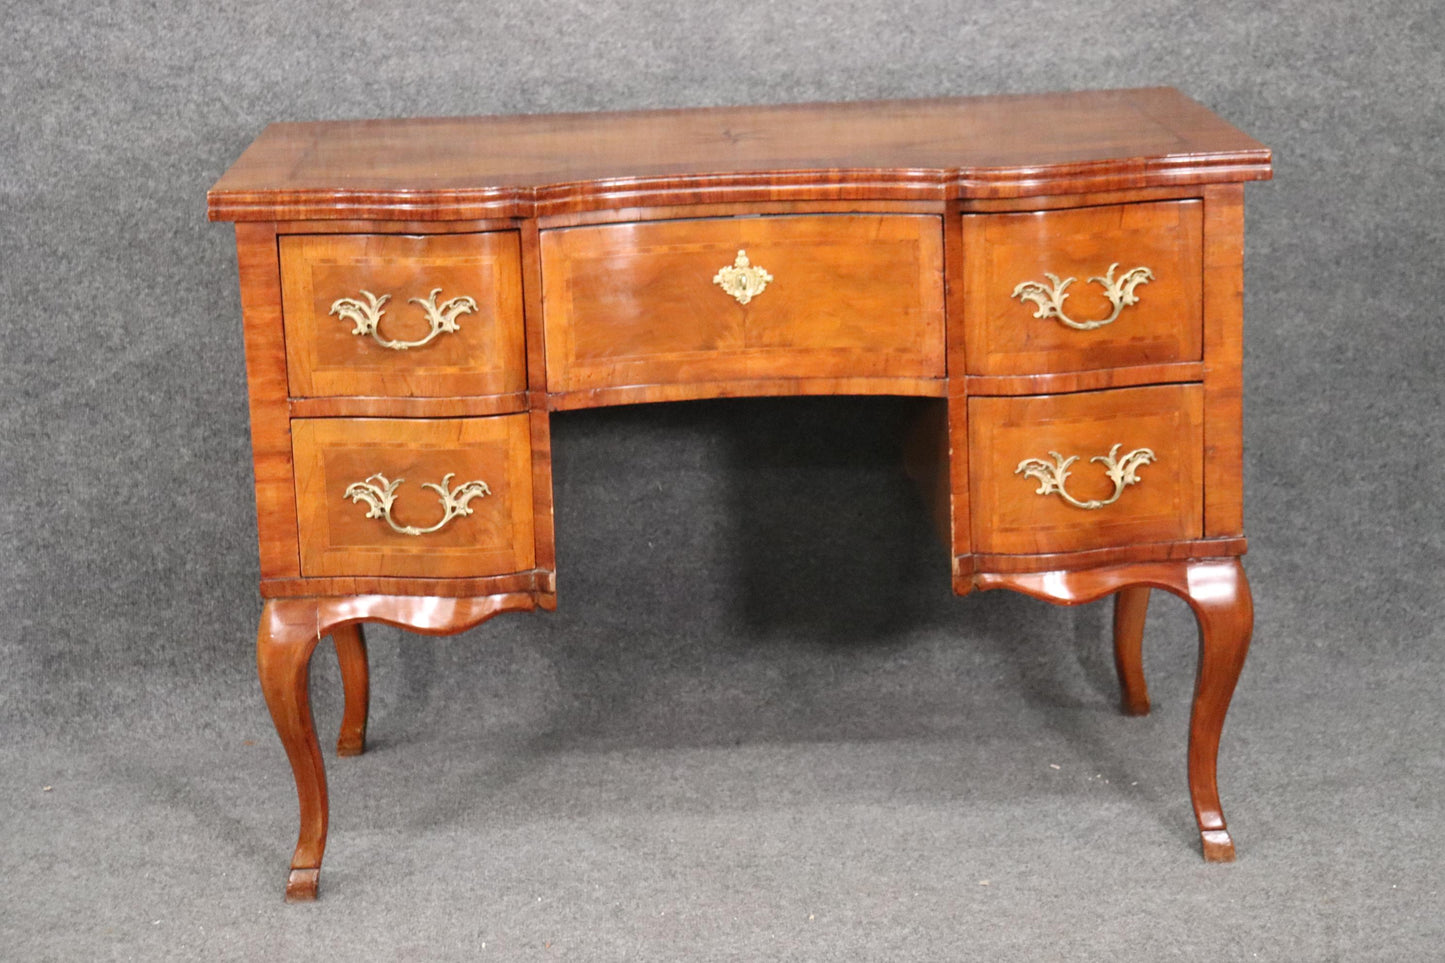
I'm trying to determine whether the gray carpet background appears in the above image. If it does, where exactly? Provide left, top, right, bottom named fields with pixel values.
left=2, top=1, right=1442, bottom=959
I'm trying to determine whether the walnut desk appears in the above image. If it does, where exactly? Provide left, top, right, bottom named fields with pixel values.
left=208, top=88, right=1272, bottom=900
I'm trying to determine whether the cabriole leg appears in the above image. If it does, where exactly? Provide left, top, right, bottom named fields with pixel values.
left=332, top=623, right=369, bottom=757
left=1112, top=586, right=1152, bottom=716
left=254, top=592, right=540, bottom=900
left=1181, top=559, right=1254, bottom=862
left=257, top=600, right=328, bottom=901
left=976, top=557, right=1255, bottom=861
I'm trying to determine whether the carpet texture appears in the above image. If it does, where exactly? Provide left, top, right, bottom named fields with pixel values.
left=1, top=1, right=1442, bottom=960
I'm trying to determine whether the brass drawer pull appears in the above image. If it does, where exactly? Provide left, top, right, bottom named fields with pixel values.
left=1012, top=263, right=1153, bottom=331
left=1016, top=444, right=1156, bottom=510
left=712, top=249, right=773, bottom=305
left=344, top=472, right=492, bottom=535
left=329, top=288, right=477, bottom=350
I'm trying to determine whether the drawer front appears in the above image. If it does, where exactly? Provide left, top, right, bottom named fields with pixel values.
left=292, top=416, right=535, bottom=578
left=962, top=200, right=1203, bottom=376
left=541, top=215, right=945, bottom=392
left=969, top=384, right=1204, bottom=555
left=279, top=233, right=526, bottom=398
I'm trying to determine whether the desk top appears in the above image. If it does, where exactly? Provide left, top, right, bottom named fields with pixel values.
left=208, top=87, right=1271, bottom=222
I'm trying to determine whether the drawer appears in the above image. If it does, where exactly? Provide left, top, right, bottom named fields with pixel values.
left=540, top=215, right=945, bottom=392
left=291, top=416, right=535, bottom=578
left=279, top=233, right=526, bottom=398
left=969, top=384, right=1204, bottom=555
left=962, top=200, right=1203, bottom=376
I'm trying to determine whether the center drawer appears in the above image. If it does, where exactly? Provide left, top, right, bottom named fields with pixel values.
left=540, top=214, right=946, bottom=393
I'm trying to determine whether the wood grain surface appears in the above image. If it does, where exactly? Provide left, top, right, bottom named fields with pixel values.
left=540, top=214, right=945, bottom=393
left=955, top=537, right=1247, bottom=588
left=234, top=223, right=301, bottom=579
left=258, top=571, right=547, bottom=599
left=208, top=88, right=1271, bottom=221
left=1112, top=586, right=1153, bottom=716
left=291, top=416, right=535, bottom=578
left=279, top=232, right=525, bottom=398
left=1201, top=184, right=1247, bottom=537
left=961, top=200, right=1203, bottom=376
left=330, top=623, right=368, bottom=756
left=968, top=384, right=1205, bottom=555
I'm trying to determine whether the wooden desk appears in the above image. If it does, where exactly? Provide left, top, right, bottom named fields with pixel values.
left=209, top=88, right=1273, bottom=900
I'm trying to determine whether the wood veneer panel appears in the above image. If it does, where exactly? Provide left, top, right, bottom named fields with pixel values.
left=941, top=204, right=972, bottom=560
left=539, top=199, right=943, bottom=229
left=969, top=384, right=1205, bottom=556
left=527, top=407, right=557, bottom=602
left=1201, top=184, right=1247, bottom=537
left=965, top=362, right=1204, bottom=396
left=288, top=394, right=528, bottom=419
left=235, top=223, right=301, bottom=578
left=960, top=536, right=1246, bottom=580
left=208, top=89, right=1272, bottom=221
left=259, top=572, right=543, bottom=598
left=519, top=218, right=559, bottom=606
left=958, top=186, right=1199, bottom=213
left=292, top=417, right=535, bottom=578
left=541, top=214, right=945, bottom=393
left=518, top=219, right=550, bottom=394
left=546, top=377, right=946, bottom=411
left=276, top=218, right=518, bottom=235
left=279, top=233, right=525, bottom=398
left=962, top=200, right=1203, bottom=376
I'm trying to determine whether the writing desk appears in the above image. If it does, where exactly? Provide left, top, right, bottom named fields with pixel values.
left=209, top=88, right=1273, bottom=900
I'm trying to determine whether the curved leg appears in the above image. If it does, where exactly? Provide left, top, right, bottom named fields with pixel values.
left=257, top=600, right=327, bottom=901
left=332, top=624, right=369, bottom=757
left=1181, top=559, right=1253, bottom=862
left=255, top=592, right=539, bottom=899
left=975, top=557, right=1254, bottom=861
left=1112, top=586, right=1152, bottom=716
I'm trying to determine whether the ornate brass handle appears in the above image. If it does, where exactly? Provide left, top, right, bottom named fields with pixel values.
left=329, top=288, right=477, bottom=350
left=344, top=472, right=492, bottom=536
left=1015, top=444, right=1156, bottom=510
left=712, top=249, right=773, bottom=305
left=1011, top=263, right=1153, bottom=331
